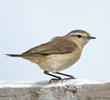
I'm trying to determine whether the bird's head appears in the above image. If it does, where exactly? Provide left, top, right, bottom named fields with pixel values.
left=65, top=30, right=96, bottom=48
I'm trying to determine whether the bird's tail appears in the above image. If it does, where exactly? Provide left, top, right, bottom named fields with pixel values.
left=6, top=54, right=28, bottom=57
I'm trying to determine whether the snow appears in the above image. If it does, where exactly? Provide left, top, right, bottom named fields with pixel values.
left=0, top=79, right=109, bottom=88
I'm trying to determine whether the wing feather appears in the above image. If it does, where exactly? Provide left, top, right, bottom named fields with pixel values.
left=23, top=37, right=77, bottom=55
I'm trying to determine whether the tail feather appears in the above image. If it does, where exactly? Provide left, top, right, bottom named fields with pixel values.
left=6, top=54, right=38, bottom=57
left=6, top=54, right=26, bottom=57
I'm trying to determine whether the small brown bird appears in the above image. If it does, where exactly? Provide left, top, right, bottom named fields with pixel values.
left=7, top=30, right=96, bottom=81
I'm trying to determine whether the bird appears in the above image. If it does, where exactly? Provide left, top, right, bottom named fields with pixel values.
left=6, top=30, right=96, bottom=81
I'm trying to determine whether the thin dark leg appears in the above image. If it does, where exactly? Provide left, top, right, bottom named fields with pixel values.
left=44, top=71, right=62, bottom=79
left=44, top=71, right=62, bottom=83
left=55, top=72, right=76, bottom=79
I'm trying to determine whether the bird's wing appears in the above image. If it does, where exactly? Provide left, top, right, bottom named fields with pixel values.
left=23, top=37, right=77, bottom=55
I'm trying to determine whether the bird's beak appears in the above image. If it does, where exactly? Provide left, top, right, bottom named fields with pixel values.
left=89, top=36, right=96, bottom=39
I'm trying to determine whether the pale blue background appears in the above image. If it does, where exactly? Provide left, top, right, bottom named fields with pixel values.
left=0, top=0, right=110, bottom=81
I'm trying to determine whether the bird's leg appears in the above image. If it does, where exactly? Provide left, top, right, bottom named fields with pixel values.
left=44, top=71, right=62, bottom=83
left=55, top=72, right=76, bottom=79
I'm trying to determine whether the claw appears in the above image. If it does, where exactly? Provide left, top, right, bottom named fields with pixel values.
left=69, top=75, right=76, bottom=79
left=61, top=77, right=76, bottom=83
left=49, top=78, right=62, bottom=84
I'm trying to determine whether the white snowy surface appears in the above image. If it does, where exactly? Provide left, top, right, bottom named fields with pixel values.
left=0, top=79, right=109, bottom=88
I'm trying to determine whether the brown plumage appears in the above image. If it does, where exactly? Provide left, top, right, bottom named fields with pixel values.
left=7, top=30, right=96, bottom=81
left=23, top=37, right=77, bottom=55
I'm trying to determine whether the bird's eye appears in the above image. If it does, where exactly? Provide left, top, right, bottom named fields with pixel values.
left=77, top=35, right=82, bottom=38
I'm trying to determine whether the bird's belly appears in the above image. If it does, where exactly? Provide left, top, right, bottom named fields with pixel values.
left=38, top=50, right=81, bottom=72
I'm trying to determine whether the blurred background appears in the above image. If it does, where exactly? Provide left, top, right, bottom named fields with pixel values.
left=0, top=0, right=110, bottom=81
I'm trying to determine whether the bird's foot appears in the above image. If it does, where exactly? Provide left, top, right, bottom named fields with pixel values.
left=62, top=76, right=76, bottom=82
left=49, top=78, right=62, bottom=84
left=69, top=75, right=76, bottom=79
